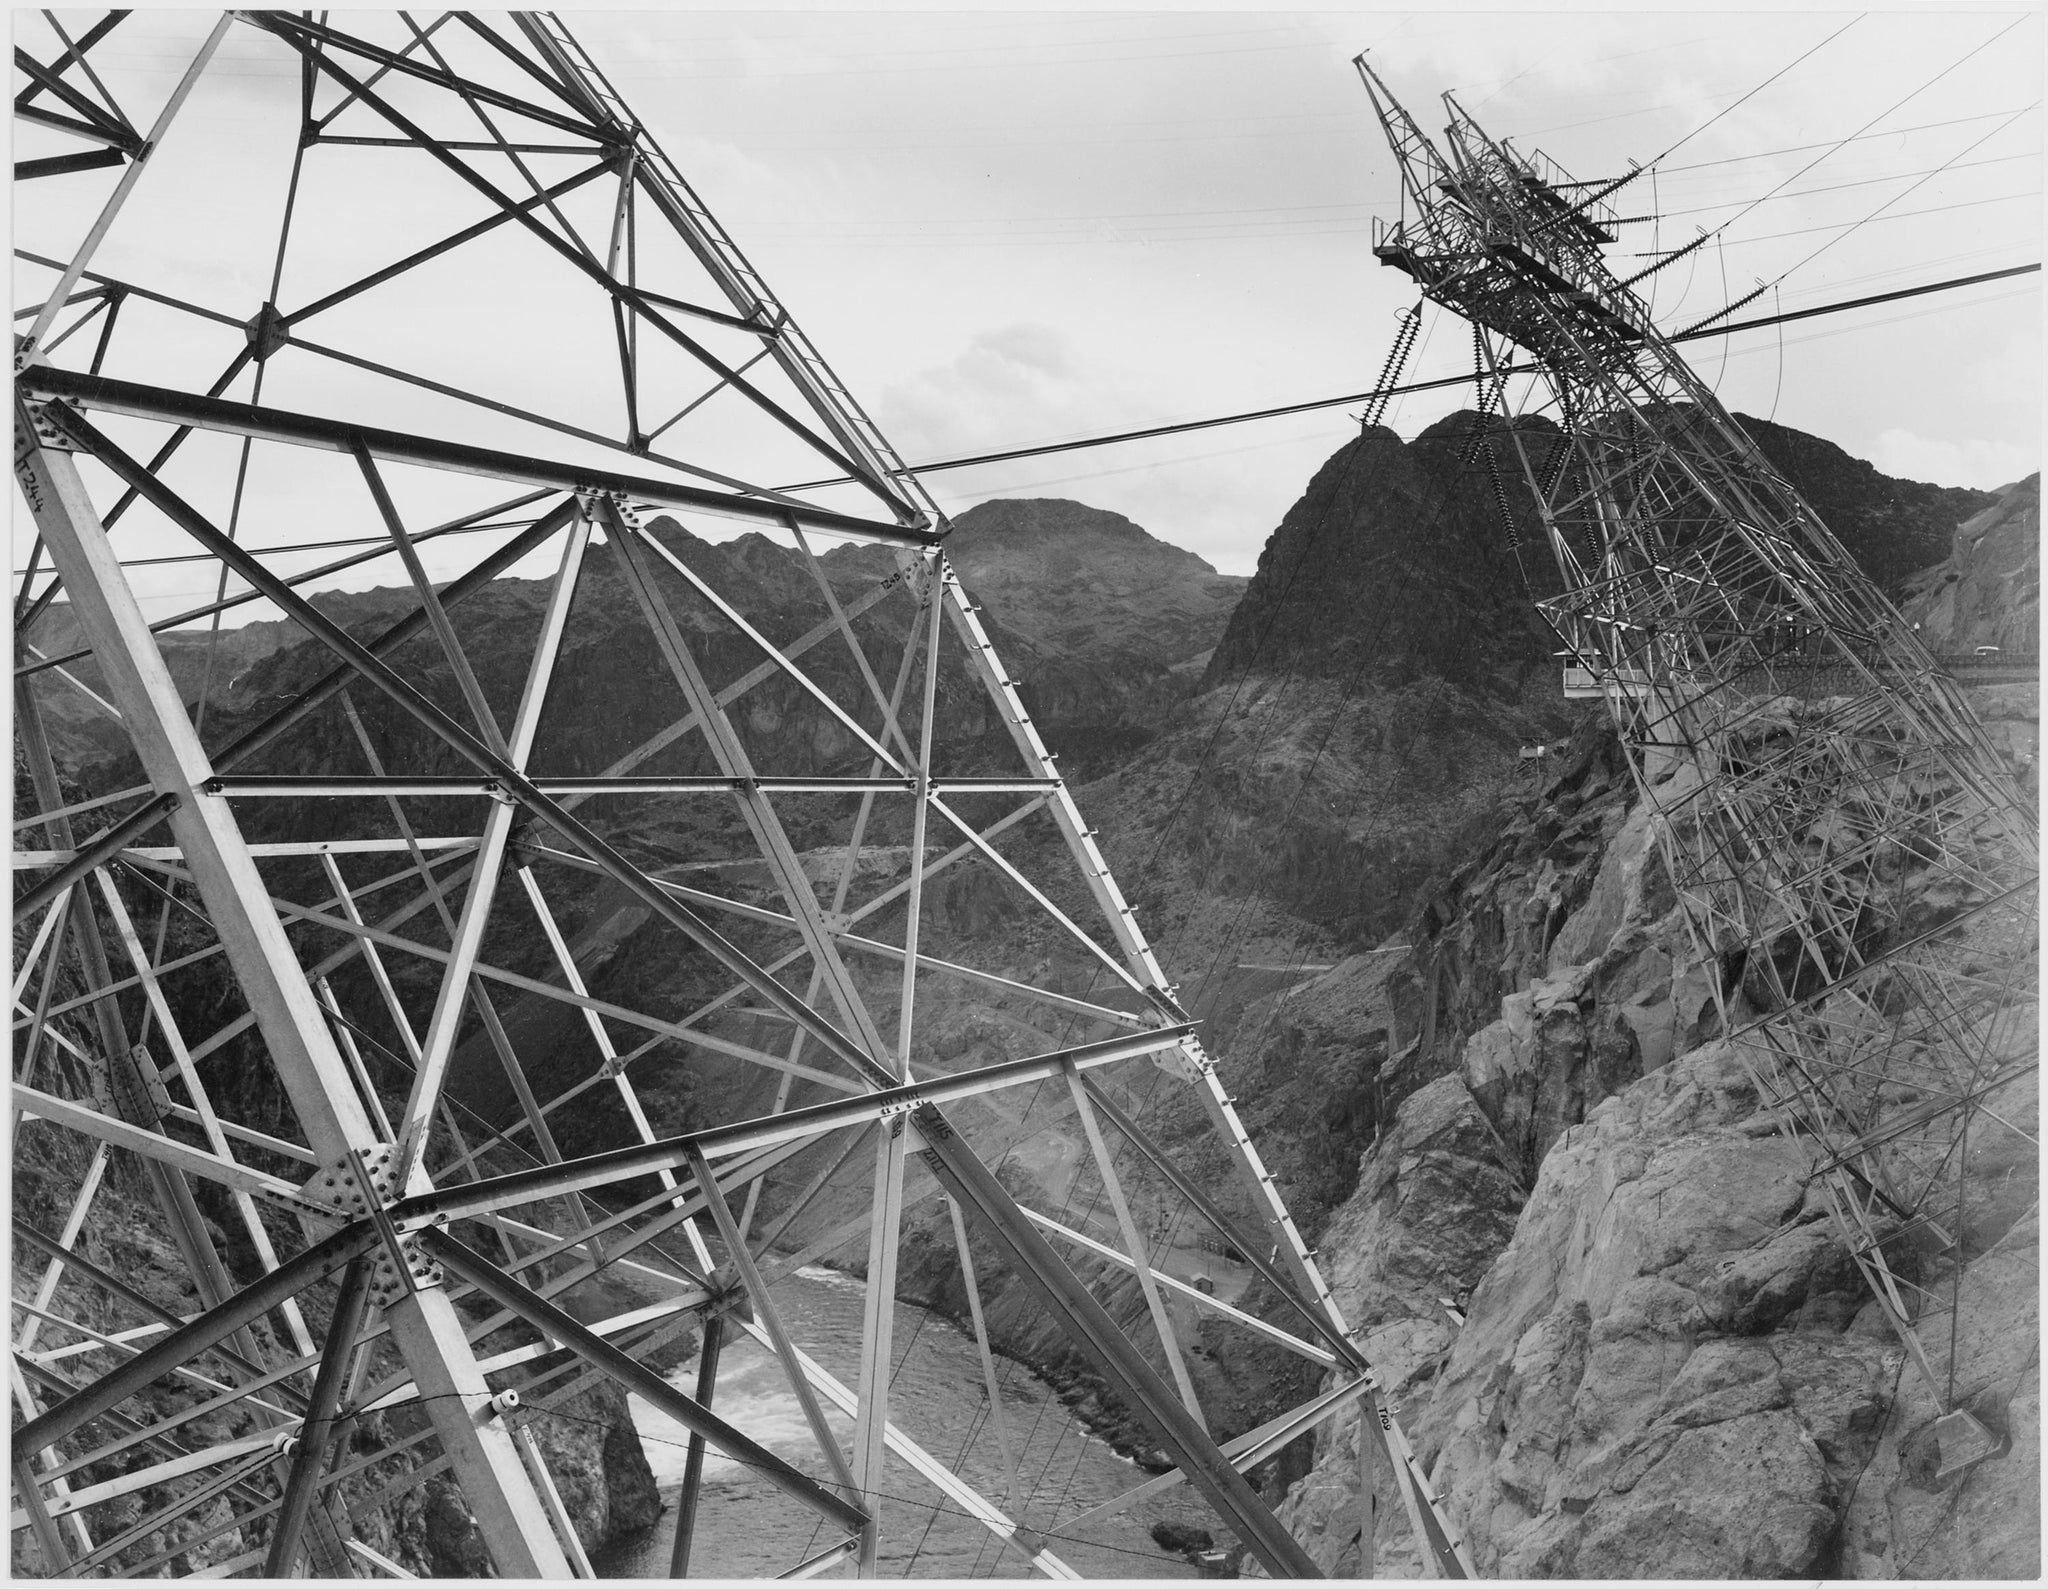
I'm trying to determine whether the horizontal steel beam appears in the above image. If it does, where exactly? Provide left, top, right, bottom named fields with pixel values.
left=16, top=147, right=130, bottom=180
left=12, top=836, right=478, bottom=868
left=11, top=791, right=178, bottom=916
left=13, top=1085, right=306, bottom=1205
left=387, top=1026, right=1195, bottom=1226
left=25, top=368, right=936, bottom=545
left=201, top=774, right=1061, bottom=798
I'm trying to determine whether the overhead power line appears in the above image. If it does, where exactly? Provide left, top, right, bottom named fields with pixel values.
left=1664, top=18, right=2035, bottom=279
left=1554, top=12, right=1863, bottom=215
left=18, top=263, right=2034, bottom=584
left=781, top=262, right=2040, bottom=488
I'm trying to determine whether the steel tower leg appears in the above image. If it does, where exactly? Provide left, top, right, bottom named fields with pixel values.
left=11, top=412, right=574, bottom=1580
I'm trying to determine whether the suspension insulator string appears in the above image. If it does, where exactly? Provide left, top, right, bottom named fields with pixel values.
left=1484, top=440, right=1522, bottom=549
left=1360, top=304, right=1423, bottom=431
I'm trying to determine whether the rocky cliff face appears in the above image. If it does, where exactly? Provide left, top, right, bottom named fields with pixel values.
left=884, top=440, right=2033, bottom=1525
left=933, top=497, right=1248, bottom=769
left=23, top=588, right=419, bottom=770
left=1240, top=486, right=2040, bottom=1579
left=822, top=496, right=1247, bottom=771
left=1899, top=473, right=2041, bottom=654
left=1078, top=412, right=1576, bottom=954
left=1895, top=472, right=2040, bottom=812
left=1203, top=409, right=1988, bottom=698
left=937, top=497, right=1246, bottom=669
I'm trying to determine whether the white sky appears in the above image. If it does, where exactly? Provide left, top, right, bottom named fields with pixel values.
left=12, top=5, right=2043, bottom=596
left=574, top=4, right=2044, bottom=572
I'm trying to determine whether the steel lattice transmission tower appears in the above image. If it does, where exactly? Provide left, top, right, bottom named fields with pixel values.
left=8, top=12, right=1478, bottom=1579
left=1359, top=59, right=2038, bottom=1473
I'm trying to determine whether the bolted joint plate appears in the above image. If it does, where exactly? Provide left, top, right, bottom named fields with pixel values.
left=300, top=1145, right=444, bottom=1307
left=1151, top=1038, right=1209, bottom=1085
left=368, top=1236, right=443, bottom=1310
left=109, top=1042, right=178, bottom=1128
left=17, top=395, right=78, bottom=453
left=243, top=303, right=290, bottom=363
left=301, top=1143, right=399, bottom=1216
left=876, top=549, right=935, bottom=605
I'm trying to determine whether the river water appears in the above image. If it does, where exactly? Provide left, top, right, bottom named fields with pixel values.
left=594, top=1266, right=1216, bottom=1578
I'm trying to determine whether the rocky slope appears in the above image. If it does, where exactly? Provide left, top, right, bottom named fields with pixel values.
left=1138, top=410, right=1994, bottom=953
left=1204, top=414, right=1566, bottom=698
left=938, top=498, right=1247, bottom=768
left=824, top=496, right=1248, bottom=772
left=1204, top=408, right=1988, bottom=699
left=20, top=589, right=417, bottom=769
left=1241, top=480, right=2041, bottom=1579
left=924, top=496, right=1245, bottom=671
left=1899, top=472, right=2041, bottom=655
left=881, top=424, right=2017, bottom=1491
left=40, top=496, right=1242, bottom=787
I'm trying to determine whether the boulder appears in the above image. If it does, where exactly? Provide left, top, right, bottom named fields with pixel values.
left=1320, top=1073, right=1524, bottom=1332
left=1366, top=1044, right=1895, bottom=1577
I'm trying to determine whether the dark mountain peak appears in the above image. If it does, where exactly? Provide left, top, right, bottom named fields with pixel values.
left=1412, top=408, right=1560, bottom=450
left=953, top=496, right=1148, bottom=540
left=1206, top=411, right=1997, bottom=699
left=938, top=498, right=1245, bottom=683
left=640, top=515, right=818, bottom=618
left=1205, top=424, right=1559, bottom=697
left=947, top=497, right=1225, bottom=579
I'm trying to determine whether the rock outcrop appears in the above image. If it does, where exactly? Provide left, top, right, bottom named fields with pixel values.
left=1203, top=414, right=1564, bottom=698
left=1897, top=473, right=2040, bottom=653
left=1248, top=496, right=2040, bottom=1578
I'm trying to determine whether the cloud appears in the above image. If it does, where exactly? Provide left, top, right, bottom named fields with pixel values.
left=877, top=323, right=1087, bottom=458
left=1868, top=430, right=2038, bottom=492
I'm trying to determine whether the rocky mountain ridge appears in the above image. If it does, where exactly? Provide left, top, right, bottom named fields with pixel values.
left=38, top=496, right=1241, bottom=783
